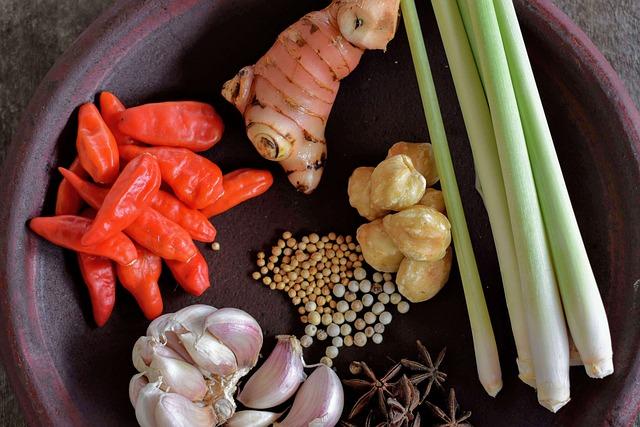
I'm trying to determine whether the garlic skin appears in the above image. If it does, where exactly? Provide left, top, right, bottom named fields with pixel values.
left=148, top=354, right=207, bottom=401
left=155, top=393, right=217, bottom=427
left=204, top=308, right=263, bottom=373
left=226, top=410, right=283, bottom=427
left=135, top=382, right=164, bottom=427
left=238, top=335, right=306, bottom=409
left=276, top=365, right=344, bottom=427
left=129, top=373, right=148, bottom=407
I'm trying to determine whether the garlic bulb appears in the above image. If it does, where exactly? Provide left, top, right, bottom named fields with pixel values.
left=238, top=335, right=306, bottom=409
left=205, top=308, right=263, bottom=373
left=226, top=410, right=284, bottom=427
left=130, top=305, right=263, bottom=426
left=276, top=365, right=344, bottom=427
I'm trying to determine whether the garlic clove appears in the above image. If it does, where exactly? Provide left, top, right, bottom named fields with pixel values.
left=276, top=365, right=344, bottom=427
left=135, top=381, right=165, bottom=427
left=129, top=373, right=149, bottom=407
left=226, top=410, right=284, bottom=427
left=154, top=392, right=218, bottom=427
left=172, top=304, right=218, bottom=337
left=238, top=335, right=306, bottom=409
left=204, top=308, right=263, bottom=372
left=133, top=336, right=186, bottom=373
left=179, top=330, right=238, bottom=377
left=148, top=353, right=208, bottom=401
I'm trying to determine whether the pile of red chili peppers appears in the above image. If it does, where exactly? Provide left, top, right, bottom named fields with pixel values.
left=29, top=92, right=273, bottom=326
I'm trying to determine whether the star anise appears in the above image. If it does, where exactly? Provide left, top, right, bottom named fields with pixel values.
left=424, top=388, right=472, bottom=427
left=387, top=375, right=421, bottom=427
left=343, top=361, right=402, bottom=419
left=401, top=340, right=447, bottom=402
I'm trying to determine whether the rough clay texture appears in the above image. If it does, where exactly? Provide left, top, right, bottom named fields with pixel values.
left=0, top=0, right=637, bottom=425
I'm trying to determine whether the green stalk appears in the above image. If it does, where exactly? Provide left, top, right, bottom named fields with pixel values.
left=456, top=0, right=483, bottom=82
left=466, top=0, right=570, bottom=412
left=431, top=0, right=534, bottom=387
left=493, top=0, right=612, bottom=378
left=401, top=0, right=502, bottom=397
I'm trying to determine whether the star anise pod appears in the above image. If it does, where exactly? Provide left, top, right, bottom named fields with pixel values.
left=343, top=361, right=402, bottom=419
left=424, top=388, right=472, bottom=427
left=387, top=375, right=421, bottom=427
left=401, top=340, right=447, bottom=402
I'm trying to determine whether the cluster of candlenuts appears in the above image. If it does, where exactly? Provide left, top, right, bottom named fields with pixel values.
left=349, top=142, right=453, bottom=303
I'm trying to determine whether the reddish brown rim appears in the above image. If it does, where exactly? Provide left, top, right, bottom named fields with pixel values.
left=0, top=0, right=638, bottom=425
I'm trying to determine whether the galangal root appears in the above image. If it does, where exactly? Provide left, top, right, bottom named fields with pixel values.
left=222, top=0, right=401, bottom=193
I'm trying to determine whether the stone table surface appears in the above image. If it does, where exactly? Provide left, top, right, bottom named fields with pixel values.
left=0, top=0, right=638, bottom=425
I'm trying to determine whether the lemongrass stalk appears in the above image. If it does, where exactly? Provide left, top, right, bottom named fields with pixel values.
left=466, top=0, right=570, bottom=412
left=431, top=0, right=534, bottom=387
left=456, top=0, right=483, bottom=82
left=493, top=0, right=613, bottom=379
left=401, top=0, right=502, bottom=397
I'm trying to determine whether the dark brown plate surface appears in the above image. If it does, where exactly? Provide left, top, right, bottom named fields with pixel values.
left=1, top=0, right=639, bottom=425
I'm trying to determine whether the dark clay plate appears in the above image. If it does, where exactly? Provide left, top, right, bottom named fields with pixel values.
left=1, top=0, right=639, bottom=425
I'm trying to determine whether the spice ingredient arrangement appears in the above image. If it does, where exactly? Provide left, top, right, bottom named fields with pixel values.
left=25, top=0, right=614, bottom=425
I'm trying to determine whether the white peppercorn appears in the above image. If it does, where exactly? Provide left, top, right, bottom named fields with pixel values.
left=383, top=273, right=392, bottom=281
left=316, top=329, right=328, bottom=341
left=304, top=324, right=318, bottom=337
left=379, top=311, right=393, bottom=325
left=372, top=302, right=385, bottom=315
left=332, top=336, right=343, bottom=348
left=397, top=301, right=410, bottom=314
left=374, top=323, right=385, bottom=334
left=359, top=279, right=372, bottom=293
left=354, top=318, right=366, bottom=330
left=327, top=323, right=340, bottom=337
left=344, top=335, right=354, bottom=347
left=351, top=300, right=364, bottom=313
left=344, top=292, right=357, bottom=302
left=371, top=283, right=383, bottom=294
left=333, top=284, right=345, bottom=298
left=353, top=267, right=367, bottom=281
left=344, top=310, right=357, bottom=323
left=372, top=272, right=383, bottom=283
left=320, top=356, right=333, bottom=367
left=332, top=312, right=345, bottom=325
left=390, top=293, right=402, bottom=305
left=362, top=294, right=374, bottom=307
left=348, top=281, right=360, bottom=292
left=354, top=332, right=367, bottom=347
left=308, top=311, right=321, bottom=325
left=321, top=313, right=333, bottom=326
left=336, top=300, right=349, bottom=313
left=326, top=345, right=339, bottom=359
left=364, top=312, right=377, bottom=325
left=378, top=293, right=390, bottom=304
left=305, top=301, right=317, bottom=312
left=372, top=333, right=383, bottom=344
left=383, top=281, right=396, bottom=294
left=300, top=335, right=313, bottom=348
left=364, top=326, right=375, bottom=337
left=340, top=323, right=352, bottom=336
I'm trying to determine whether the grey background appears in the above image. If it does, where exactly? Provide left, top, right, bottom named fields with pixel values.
left=0, top=0, right=638, bottom=425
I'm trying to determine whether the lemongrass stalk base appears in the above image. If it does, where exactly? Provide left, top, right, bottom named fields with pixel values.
left=516, top=358, right=536, bottom=388
left=585, top=358, right=614, bottom=378
left=538, top=384, right=570, bottom=413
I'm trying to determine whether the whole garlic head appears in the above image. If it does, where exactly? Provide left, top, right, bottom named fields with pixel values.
left=418, top=188, right=446, bottom=214
left=130, top=305, right=263, bottom=426
left=387, top=141, right=439, bottom=185
left=348, top=167, right=388, bottom=220
left=356, top=219, right=404, bottom=272
left=382, top=205, right=451, bottom=261
left=396, top=247, right=453, bottom=302
left=370, top=155, right=426, bottom=211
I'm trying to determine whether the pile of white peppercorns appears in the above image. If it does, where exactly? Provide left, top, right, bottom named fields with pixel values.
left=252, top=231, right=411, bottom=367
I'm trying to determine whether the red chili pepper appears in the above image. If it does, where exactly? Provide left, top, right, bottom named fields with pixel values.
left=82, top=153, right=161, bottom=246
left=55, top=157, right=88, bottom=215
left=119, top=145, right=224, bottom=209
left=76, top=103, right=119, bottom=184
left=165, top=250, right=210, bottom=296
left=29, top=216, right=137, bottom=265
left=118, top=101, right=224, bottom=152
left=58, top=168, right=197, bottom=262
left=77, top=253, right=116, bottom=327
left=151, top=190, right=217, bottom=242
left=201, top=169, right=273, bottom=217
left=99, top=91, right=134, bottom=145
left=116, top=244, right=163, bottom=320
